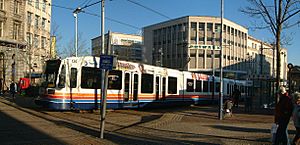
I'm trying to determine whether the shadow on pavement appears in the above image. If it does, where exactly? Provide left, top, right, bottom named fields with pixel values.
left=0, top=106, right=66, bottom=145
left=210, top=124, right=296, bottom=136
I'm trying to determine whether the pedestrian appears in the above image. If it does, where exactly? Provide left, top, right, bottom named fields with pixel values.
left=9, top=81, right=17, bottom=100
left=0, top=78, right=2, bottom=95
left=224, top=98, right=233, bottom=117
left=232, top=85, right=241, bottom=108
left=292, top=92, right=300, bottom=145
left=275, top=86, right=294, bottom=145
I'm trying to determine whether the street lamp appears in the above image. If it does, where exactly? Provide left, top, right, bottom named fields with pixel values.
left=287, top=63, right=293, bottom=95
left=73, top=7, right=82, bottom=57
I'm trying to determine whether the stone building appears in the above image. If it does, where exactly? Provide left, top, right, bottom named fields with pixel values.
left=0, top=0, right=52, bottom=91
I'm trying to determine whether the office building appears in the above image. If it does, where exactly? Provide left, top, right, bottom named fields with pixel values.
left=143, top=16, right=287, bottom=80
left=92, top=32, right=143, bottom=62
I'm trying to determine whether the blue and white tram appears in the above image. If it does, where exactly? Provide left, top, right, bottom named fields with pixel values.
left=36, top=56, right=251, bottom=110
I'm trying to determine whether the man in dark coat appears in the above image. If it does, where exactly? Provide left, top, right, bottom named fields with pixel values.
left=275, top=87, right=293, bottom=145
left=9, top=81, right=17, bottom=99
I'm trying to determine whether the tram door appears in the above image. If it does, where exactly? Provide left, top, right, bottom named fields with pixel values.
left=124, top=72, right=139, bottom=103
left=155, top=76, right=166, bottom=100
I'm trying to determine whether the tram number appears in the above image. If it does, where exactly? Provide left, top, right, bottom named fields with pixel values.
left=72, top=60, right=77, bottom=63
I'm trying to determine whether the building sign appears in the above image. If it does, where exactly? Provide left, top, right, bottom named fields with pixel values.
left=112, top=36, right=142, bottom=46
left=117, top=62, right=136, bottom=71
left=192, top=73, right=208, bottom=80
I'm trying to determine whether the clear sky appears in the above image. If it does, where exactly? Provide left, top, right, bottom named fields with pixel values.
left=51, top=0, right=300, bottom=65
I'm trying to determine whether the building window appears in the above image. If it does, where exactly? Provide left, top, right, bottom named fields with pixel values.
left=42, top=0, right=46, bottom=12
left=207, top=23, right=213, bottom=31
left=0, top=21, right=3, bottom=37
left=26, top=32, right=32, bottom=44
left=0, top=0, right=4, bottom=10
left=199, top=23, right=205, bottom=31
left=215, top=23, right=221, bottom=32
left=42, top=18, right=46, bottom=29
left=35, top=15, right=39, bottom=28
left=41, top=36, right=46, bottom=48
left=35, top=0, right=39, bottom=9
left=27, top=12, right=32, bottom=25
left=13, top=22, right=20, bottom=40
left=14, top=0, right=20, bottom=14
left=34, top=34, right=39, bottom=48
left=28, top=0, right=32, bottom=6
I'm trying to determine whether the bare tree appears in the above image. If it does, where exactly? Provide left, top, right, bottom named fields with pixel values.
left=241, top=0, right=300, bottom=103
left=58, top=32, right=90, bottom=58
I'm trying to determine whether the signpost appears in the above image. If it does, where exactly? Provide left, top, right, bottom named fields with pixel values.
left=100, top=55, right=114, bottom=70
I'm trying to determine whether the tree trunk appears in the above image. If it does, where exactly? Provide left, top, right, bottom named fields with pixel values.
left=275, top=30, right=281, bottom=105
left=275, top=0, right=283, bottom=105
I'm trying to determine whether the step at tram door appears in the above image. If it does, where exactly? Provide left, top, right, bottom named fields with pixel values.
left=124, top=72, right=139, bottom=106
left=155, top=76, right=166, bottom=101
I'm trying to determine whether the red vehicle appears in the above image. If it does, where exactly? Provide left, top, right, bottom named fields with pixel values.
left=19, top=78, right=30, bottom=90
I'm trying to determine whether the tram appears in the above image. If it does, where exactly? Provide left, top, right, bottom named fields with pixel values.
left=35, top=56, right=251, bottom=110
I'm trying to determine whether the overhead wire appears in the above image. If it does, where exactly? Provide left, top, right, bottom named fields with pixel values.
left=50, top=3, right=141, bottom=30
left=126, top=0, right=171, bottom=20
left=80, top=0, right=94, bottom=7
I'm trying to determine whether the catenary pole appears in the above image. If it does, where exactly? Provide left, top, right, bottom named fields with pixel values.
left=73, top=8, right=81, bottom=57
left=100, top=0, right=106, bottom=139
left=218, top=0, right=224, bottom=120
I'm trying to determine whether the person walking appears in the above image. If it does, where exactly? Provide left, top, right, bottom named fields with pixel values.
left=275, top=86, right=294, bottom=145
left=232, top=86, right=241, bottom=108
left=9, top=81, right=17, bottom=101
left=292, top=92, right=300, bottom=145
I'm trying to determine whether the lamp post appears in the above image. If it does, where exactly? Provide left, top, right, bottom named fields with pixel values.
left=218, top=0, right=224, bottom=120
left=73, top=7, right=82, bottom=57
left=287, top=63, right=293, bottom=95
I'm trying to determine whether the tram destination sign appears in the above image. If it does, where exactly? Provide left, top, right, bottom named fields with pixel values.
left=100, top=55, right=115, bottom=70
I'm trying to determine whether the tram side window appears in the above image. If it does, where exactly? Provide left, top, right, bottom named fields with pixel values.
left=107, top=70, right=122, bottom=90
left=70, top=68, right=77, bottom=88
left=195, top=80, right=202, bottom=92
left=141, top=74, right=153, bottom=93
left=227, top=84, right=230, bottom=96
left=81, top=67, right=102, bottom=89
left=186, top=79, right=194, bottom=92
left=203, top=81, right=208, bottom=92
left=209, top=82, right=214, bottom=92
left=168, top=77, right=177, bottom=94
left=58, top=65, right=66, bottom=88
left=216, top=82, right=220, bottom=92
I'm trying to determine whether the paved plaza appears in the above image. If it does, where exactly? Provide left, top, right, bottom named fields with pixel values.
left=0, top=94, right=296, bottom=145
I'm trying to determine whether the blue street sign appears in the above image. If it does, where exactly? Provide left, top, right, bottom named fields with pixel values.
left=100, top=55, right=114, bottom=70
